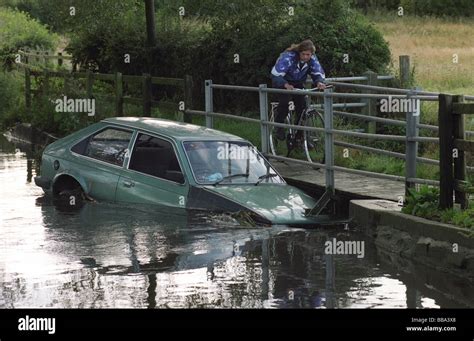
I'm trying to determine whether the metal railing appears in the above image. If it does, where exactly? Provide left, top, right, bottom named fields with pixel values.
left=184, top=78, right=474, bottom=198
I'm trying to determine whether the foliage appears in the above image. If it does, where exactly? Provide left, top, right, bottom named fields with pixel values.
left=0, top=71, right=24, bottom=128
left=0, top=7, right=58, bottom=68
left=351, top=0, right=474, bottom=17
left=402, top=185, right=440, bottom=219
left=402, top=185, right=474, bottom=230
left=400, top=0, right=474, bottom=17
left=63, top=0, right=390, bottom=112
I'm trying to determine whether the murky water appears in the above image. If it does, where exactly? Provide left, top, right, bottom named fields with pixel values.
left=1, top=133, right=473, bottom=309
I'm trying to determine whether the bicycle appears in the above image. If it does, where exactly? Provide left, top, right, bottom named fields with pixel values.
left=269, top=86, right=331, bottom=164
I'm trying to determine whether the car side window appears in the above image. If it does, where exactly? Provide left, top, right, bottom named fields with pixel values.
left=129, top=133, right=184, bottom=184
left=72, top=128, right=133, bottom=167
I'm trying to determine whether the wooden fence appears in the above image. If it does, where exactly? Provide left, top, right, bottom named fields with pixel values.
left=439, top=94, right=474, bottom=209
left=16, top=50, right=193, bottom=121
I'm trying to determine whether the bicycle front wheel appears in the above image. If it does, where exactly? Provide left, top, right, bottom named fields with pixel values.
left=269, top=110, right=292, bottom=158
left=303, top=110, right=325, bottom=164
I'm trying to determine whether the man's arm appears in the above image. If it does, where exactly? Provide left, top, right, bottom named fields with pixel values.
left=309, top=55, right=326, bottom=88
left=271, top=52, right=292, bottom=88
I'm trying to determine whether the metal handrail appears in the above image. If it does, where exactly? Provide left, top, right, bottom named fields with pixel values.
left=327, top=80, right=440, bottom=96
left=333, top=110, right=406, bottom=126
left=197, top=79, right=474, bottom=195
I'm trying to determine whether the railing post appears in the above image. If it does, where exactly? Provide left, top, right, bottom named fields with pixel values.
left=400, top=55, right=411, bottom=88
left=438, top=94, right=454, bottom=209
left=324, top=87, right=335, bottom=195
left=405, top=87, right=420, bottom=197
left=205, top=80, right=213, bottom=128
left=363, top=70, right=377, bottom=134
left=142, top=73, right=152, bottom=117
left=453, top=95, right=468, bottom=209
left=184, top=75, right=193, bottom=123
left=259, top=84, right=269, bottom=154
left=115, top=72, right=123, bottom=116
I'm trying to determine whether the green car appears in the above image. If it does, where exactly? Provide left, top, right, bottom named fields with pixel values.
left=35, top=117, right=325, bottom=226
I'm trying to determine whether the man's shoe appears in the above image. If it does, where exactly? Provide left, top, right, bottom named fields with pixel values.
left=276, top=128, right=286, bottom=141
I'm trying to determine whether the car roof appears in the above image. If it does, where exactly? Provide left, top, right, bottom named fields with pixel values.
left=101, top=117, right=247, bottom=142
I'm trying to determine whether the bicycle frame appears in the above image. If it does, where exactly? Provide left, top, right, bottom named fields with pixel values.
left=269, top=86, right=328, bottom=163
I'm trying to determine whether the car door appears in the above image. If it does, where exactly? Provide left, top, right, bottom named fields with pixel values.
left=115, top=132, right=189, bottom=208
left=70, top=126, right=134, bottom=201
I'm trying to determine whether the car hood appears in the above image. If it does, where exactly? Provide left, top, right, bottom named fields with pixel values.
left=204, top=184, right=320, bottom=225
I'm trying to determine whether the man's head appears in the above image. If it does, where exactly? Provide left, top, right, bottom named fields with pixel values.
left=297, top=40, right=316, bottom=62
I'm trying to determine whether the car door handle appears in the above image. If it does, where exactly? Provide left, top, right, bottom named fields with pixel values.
left=123, top=180, right=135, bottom=188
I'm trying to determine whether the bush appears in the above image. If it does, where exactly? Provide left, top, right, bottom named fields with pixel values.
left=0, top=8, right=57, bottom=129
left=402, top=185, right=440, bottom=219
left=66, top=0, right=391, bottom=113
left=0, top=7, right=58, bottom=68
left=0, top=71, right=24, bottom=129
left=0, top=0, right=71, bottom=32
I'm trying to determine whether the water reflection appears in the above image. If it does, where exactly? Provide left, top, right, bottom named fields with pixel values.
left=1, top=133, right=474, bottom=308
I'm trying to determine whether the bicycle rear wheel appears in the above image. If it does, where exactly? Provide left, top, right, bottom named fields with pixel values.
left=303, top=110, right=325, bottom=164
left=269, top=107, right=292, bottom=158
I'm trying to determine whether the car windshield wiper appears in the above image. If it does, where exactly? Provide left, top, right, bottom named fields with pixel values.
left=213, top=173, right=249, bottom=186
left=254, top=173, right=278, bottom=186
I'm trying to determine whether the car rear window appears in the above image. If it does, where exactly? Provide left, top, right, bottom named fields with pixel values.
left=72, top=127, right=133, bottom=166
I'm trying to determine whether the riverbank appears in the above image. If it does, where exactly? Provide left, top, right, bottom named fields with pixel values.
left=350, top=199, right=474, bottom=280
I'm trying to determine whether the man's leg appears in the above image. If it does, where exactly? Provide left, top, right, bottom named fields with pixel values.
left=275, top=92, right=291, bottom=140
left=293, top=93, right=307, bottom=141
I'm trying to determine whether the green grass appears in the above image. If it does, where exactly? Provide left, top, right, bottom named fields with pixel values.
left=403, top=185, right=474, bottom=232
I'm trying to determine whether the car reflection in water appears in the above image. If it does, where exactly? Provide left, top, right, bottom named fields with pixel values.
left=37, top=196, right=322, bottom=308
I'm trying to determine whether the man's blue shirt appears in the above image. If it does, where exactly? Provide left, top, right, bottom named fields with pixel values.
left=271, top=51, right=325, bottom=88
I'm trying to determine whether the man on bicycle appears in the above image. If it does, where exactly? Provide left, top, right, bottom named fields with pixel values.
left=271, top=39, right=326, bottom=142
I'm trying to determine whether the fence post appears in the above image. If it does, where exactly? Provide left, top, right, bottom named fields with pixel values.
left=324, top=87, right=335, bottom=195
left=259, top=84, right=269, bottom=154
left=86, top=70, right=93, bottom=98
left=438, top=94, right=454, bottom=209
left=400, top=55, right=411, bottom=88
left=44, top=72, right=50, bottom=95
left=453, top=95, right=468, bottom=209
left=25, top=68, right=31, bottom=115
left=58, top=52, right=63, bottom=67
left=63, top=72, right=70, bottom=94
left=205, top=80, right=213, bottom=128
left=115, top=72, right=123, bottom=116
left=405, top=87, right=420, bottom=198
left=142, top=73, right=152, bottom=117
left=24, top=47, right=29, bottom=65
left=184, top=75, right=193, bottom=123
left=363, top=71, right=378, bottom=133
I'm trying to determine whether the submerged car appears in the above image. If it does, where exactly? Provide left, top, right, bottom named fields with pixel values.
left=35, top=117, right=327, bottom=226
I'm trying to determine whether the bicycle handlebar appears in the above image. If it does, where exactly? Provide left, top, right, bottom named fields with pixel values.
left=303, top=84, right=334, bottom=91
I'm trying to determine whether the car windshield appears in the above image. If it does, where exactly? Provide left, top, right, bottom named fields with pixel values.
left=183, top=141, right=284, bottom=185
